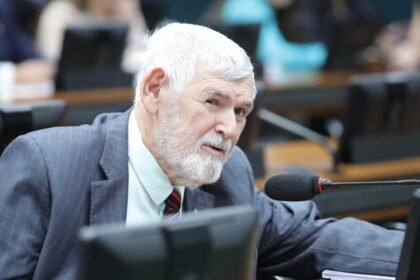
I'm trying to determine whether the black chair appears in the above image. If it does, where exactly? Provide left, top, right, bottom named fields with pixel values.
left=56, top=23, right=133, bottom=90
left=337, top=71, right=420, bottom=164
left=0, top=100, right=66, bottom=153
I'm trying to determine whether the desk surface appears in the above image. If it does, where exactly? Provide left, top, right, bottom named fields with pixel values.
left=4, top=70, right=362, bottom=126
left=259, top=70, right=364, bottom=117
left=2, top=70, right=361, bottom=126
left=13, top=87, right=134, bottom=106
left=264, top=140, right=420, bottom=181
left=257, top=140, right=420, bottom=222
left=8, top=70, right=360, bottom=105
left=262, top=70, right=358, bottom=91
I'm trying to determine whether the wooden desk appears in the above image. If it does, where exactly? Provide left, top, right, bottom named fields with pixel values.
left=9, top=87, right=135, bottom=125
left=13, top=87, right=134, bottom=106
left=264, top=140, right=420, bottom=181
left=5, top=70, right=361, bottom=123
left=0, top=70, right=359, bottom=127
left=257, top=140, right=420, bottom=222
left=262, top=69, right=358, bottom=91
left=259, top=70, right=361, bottom=117
left=12, top=70, right=356, bottom=104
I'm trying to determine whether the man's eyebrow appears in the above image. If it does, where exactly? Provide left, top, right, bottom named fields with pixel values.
left=202, top=88, right=254, bottom=109
left=202, top=88, right=230, bottom=100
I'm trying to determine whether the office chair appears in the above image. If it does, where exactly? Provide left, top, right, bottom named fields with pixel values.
left=337, top=71, right=420, bottom=164
left=56, top=24, right=133, bottom=90
left=0, top=100, right=66, bottom=154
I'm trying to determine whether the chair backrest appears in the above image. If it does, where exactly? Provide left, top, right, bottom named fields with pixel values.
left=55, top=23, right=133, bottom=90
left=0, top=100, right=66, bottom=153
left=337, top=71, right=420, bottom=163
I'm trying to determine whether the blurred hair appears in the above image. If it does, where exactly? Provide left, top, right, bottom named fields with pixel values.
left=134, top=22, right=255, bottom=103
left=71, top=0, right=88, bottom=10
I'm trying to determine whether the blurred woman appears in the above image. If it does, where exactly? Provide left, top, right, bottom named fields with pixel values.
left=1, top=0, right=53, bottom=84
left=36, top=0, right=147, bottom=73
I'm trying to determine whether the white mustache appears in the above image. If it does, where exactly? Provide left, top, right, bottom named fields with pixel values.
left=198, top=133, right=232, bottom=154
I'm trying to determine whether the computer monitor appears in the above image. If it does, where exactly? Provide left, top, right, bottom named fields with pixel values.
left=56, top=22, right=133, bottom=90
left=337, top=71, right=420, bottom=163
left=77, top=205, right=258, bottom=280
left=396, top=188, right=420, bottom=280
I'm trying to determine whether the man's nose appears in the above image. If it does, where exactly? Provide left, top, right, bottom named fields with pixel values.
left=215, top=110, right=237, bottom=139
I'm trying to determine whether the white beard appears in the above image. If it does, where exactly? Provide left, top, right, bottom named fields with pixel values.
left=155, top=109, right=232, bottom=187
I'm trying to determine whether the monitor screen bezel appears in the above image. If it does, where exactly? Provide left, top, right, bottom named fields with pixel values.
left=396, top=188, right=420, bottom=280
left=77, top=205, right=259, bottom=280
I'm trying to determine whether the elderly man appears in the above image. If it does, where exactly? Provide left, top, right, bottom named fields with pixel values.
left=0, top=23, right=403, bottom=279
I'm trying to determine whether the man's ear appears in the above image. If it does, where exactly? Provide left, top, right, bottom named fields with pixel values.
left=140, top=68, right=166, bottom=114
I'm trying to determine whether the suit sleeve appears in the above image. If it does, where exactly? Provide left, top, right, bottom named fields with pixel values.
left=0, top=135, right=51, bottom=278
left=255, top=192, right=404, bottom=279
left=237, top=159, right=404, bottom=278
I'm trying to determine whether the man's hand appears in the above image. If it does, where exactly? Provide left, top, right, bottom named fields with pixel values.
left=15, top=60, right=55, bottom=84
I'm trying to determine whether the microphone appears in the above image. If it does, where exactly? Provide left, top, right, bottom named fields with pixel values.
left=265, top=173, right=420, bottom=201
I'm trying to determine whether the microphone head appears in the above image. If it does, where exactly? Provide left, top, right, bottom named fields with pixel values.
left=264, top=173, right=321, bottom=201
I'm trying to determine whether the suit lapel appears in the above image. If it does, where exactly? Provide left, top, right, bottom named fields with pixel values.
left=90, top=111, right=131, bottom=226
left=184, top=185, right=216, bottom=212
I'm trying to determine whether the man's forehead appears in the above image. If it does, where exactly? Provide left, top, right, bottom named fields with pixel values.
left=196, top=71, right=255, bottom=92
left=201, top=84, right=254, bottom=99
left=193, top=62, right=255, bottom=88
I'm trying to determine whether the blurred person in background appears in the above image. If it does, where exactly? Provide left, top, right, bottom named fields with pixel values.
left=219, top=0, right=381, bottom=79
left=376, top=0, right=420, bottom=70
left=12, top=0, right=48, bottom=38
left=220, top=0, right=328, bottom=74
left=270, top=0, right=382, bottom=70
left=0, top=0, right=53, bottom=84
left=36, top=0, right=147, bottom=73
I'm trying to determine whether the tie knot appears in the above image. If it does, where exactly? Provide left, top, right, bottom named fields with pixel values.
left=163, top=188, right=181, bottom=216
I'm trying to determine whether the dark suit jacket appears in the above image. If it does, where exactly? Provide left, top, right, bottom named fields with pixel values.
left=0, top=110, right=404, bottom=279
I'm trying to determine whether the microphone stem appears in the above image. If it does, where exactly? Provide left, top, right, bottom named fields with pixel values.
left=257, top=108, right=337, bottom=155
left=329, top=180, right=420, bottom=188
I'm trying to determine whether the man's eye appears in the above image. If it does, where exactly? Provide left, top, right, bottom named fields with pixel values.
left=234, top=108, right=246, bottom=117
left=206, top=99, right=218, bottom=106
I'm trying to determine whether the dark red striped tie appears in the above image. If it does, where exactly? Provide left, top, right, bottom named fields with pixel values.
left=164, top=188, right=181, bottom=216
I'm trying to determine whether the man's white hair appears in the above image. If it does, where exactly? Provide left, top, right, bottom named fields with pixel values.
left=134, top=22, right=255, bottom=102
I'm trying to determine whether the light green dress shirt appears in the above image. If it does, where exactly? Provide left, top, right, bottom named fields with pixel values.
left=126, top=110, right=185, bottom=226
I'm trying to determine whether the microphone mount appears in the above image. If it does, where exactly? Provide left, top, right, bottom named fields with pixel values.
left=257, top=108, right=340, bottom=172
